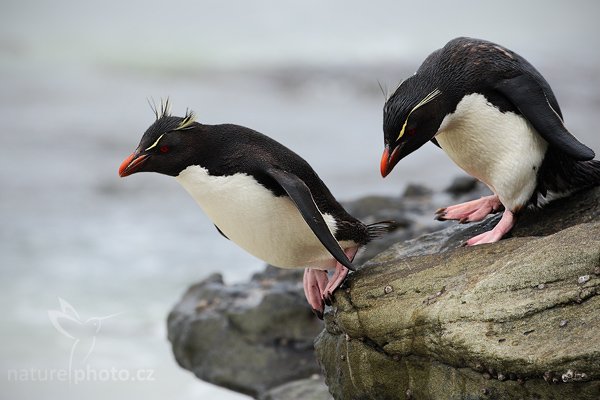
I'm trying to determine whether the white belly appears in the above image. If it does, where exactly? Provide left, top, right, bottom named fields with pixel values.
left=436, top=93, right=548, bottom=211
left=176, top=165, right=340, bottom=269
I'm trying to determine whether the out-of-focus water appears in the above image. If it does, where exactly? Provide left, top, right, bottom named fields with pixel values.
left=1, top=1, right=599, bottom=399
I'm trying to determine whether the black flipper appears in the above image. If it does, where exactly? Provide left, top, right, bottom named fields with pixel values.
left=266, top=168, right=355, bottom=271
left=494, top=74, right=595, bottom=160
left=214, top=224, right=229, bottom=240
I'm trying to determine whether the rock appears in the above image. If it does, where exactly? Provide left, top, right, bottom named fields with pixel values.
left=444, top=176, right=480, bottom=196
left=402, top=183, right=434, bottom=198
left=167, top=267, right=324, bottom=398
left=341, top=182, right=473, bottom=265
left=259, top=375, right=333, bottom=400
left=342, top=194, right=408, bottom=224
left=315, top=187, right=600, bottom=400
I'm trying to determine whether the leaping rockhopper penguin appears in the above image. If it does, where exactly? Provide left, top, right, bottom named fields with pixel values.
left=119, top=101, right=396, bottom=317
left=381, top=37, right=600, bottom=245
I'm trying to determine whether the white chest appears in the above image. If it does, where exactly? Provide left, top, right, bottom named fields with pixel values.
left=175, top=166, right=339, bottom=269
left=435, top=93, right=548, bottom=210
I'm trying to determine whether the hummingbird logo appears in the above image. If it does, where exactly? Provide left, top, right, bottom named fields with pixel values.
left=48, top=298, right=122, bottom=372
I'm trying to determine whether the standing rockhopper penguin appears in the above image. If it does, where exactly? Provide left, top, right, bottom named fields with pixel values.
left=119, top=101, right=395, bottom=317
left=381, top=37, right=600, bottom=245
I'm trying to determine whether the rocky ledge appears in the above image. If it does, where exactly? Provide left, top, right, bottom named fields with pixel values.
left=167, top=182, right=599, bottom=400
left=315, top=186, right=600, bottom=400
left=167, top=267, right=327, bottom=399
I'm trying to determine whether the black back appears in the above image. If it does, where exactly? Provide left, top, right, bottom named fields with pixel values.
left=386, top=37, right=554, bottom=123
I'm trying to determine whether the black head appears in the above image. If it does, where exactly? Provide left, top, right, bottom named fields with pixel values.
left=380, top=75, right=448, bottom=177
left=119, top=102, right=202, bottom=177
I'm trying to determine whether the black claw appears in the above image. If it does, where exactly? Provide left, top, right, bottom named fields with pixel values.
left=312, top=308, right=324, bottom=320
left=324, top=296, right=332, bottom=306
left=491, top=205, right=505, bottom=214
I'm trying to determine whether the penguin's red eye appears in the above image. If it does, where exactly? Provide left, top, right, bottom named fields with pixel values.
left=159, top=145, right=170, bottom=153
left=407, top=128, right=417, bottom=136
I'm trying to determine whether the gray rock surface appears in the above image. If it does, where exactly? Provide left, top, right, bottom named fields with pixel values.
left=315, top=187, right=600, bottom=400
left=259, top=375, right=333, bottom=400
left=167, top=268, right=324, bottom=398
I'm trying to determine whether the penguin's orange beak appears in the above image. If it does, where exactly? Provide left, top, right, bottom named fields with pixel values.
left=380, top=145, right=402, bottom=178
left=119, top=152, right=149, bottom=177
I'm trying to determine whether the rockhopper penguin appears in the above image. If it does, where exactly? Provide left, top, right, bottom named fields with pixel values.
left=381, top=37, right=600, bottom=245
left=119, top=102, right=395, bottom=317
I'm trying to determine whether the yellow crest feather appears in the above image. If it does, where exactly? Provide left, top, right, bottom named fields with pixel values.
left=174, top=109, right=197, bottom=130
left=396, top=88, right=442, bottom=141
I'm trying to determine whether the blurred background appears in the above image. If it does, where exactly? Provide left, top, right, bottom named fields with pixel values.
left=1, top=0, right=599, bottom=398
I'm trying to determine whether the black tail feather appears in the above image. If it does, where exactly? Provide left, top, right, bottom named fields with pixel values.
left=367, top=220, right=401, bottom=240
left=538, top=149, right=600, bottom=197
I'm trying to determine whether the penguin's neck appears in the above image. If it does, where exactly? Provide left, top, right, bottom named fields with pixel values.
left=435, top=93, right=548, bottom=210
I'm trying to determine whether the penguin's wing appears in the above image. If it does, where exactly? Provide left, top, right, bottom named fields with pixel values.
left=266, top=168, right=355, bottom=271
left=494, top=74, right=595, bottom=160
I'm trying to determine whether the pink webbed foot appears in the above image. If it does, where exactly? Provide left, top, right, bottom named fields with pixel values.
left=303, top=268, right=329, bottom=318
left=435, top=195, right=503, bottom=223
left=302, top=247, right=359, bottom=318
left=322, top=247, right=358, bottom=304
left=465, top=210, right=516, bottom=246
left=322, top=264, right=349, bottom=306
